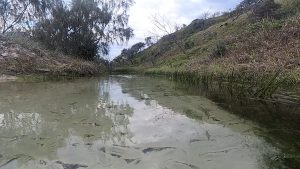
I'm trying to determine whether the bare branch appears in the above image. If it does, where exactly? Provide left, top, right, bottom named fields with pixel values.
left=149, top=13, right=186, bottom=55
left=2, top=2, right=29, bottom=34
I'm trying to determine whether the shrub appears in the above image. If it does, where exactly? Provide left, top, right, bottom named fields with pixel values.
left=247, top=19, right=284, bottom=33
left=252, top=0, right=281, bottom=20
left=184, top=41, right=195, bottom=50
left=237, top=0, right=262, bottom=10
left=281, top=0, right=300, bottom=15
left=212, top=40, right=227, bottom=58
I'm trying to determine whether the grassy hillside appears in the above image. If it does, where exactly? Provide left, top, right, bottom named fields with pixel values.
left=0, top=34, right=106, bottom=80
left=113, top=0, right=300, bottom=83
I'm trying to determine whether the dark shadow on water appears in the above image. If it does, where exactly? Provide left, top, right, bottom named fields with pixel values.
left=116, top=75, right=300, bottom=169
left=0, top=75, right=299, bottom=169
left=172, top=78, right=300, bottom=168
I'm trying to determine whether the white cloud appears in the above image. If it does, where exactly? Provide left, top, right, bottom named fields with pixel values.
left=108, top=0, right=242, bottom=59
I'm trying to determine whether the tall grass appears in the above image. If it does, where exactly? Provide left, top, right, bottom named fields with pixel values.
left=145, top=69, right=297, bottom=99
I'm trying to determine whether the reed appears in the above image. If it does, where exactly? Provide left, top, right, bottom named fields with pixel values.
left=145, top=69, right=297, bottom=99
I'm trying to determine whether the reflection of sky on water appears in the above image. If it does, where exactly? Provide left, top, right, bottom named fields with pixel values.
left=0, top=112, right=41, bottom=133
left=107, top=79, right=207, bottom=144
left=0, top=113, right=4, bottom=126
left=0, top=76, right=286, bottom=169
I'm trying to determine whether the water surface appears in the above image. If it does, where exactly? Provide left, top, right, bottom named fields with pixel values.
left=0, top=75, right=298, bottom=169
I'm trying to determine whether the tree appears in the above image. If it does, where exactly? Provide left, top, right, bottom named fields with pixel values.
left=252, top=0, right=281, bottom=19
left=131, top=42, right=145, bottom=53
left=33, top=0, right=134, bottom=60
left=145, top=36, right=154, bottom=47
left=0, top=0, right=55, bottom=34
left=119, top=42, right=145, bottom=64
left=199, top=12, right=211, bottom=20
left=235, top=0, right=280, bottom=20
left=236, top=0, right=262, bottom=10
left=151, top=14, right=186, bottom=55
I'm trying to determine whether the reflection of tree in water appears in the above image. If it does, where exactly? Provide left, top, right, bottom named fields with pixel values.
left=0, top=76, right=296, bottom=169
left=115, top=76, right=299, bottom=169
left=0, top=112, right=41, bottom=134
left=178, top=81, right=300, bottom=168
left=0, top=78, right=136, bottom=164
left=96, top=78, right=135, bottom=145
left=0, top=110, right=65, bottom=162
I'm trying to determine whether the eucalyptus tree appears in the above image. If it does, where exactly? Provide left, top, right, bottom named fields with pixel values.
left=116, top=42, right=145, bottom=64
left=33, top=0, right=134, bottom=60
left=0, top=0, right=57, bottom=34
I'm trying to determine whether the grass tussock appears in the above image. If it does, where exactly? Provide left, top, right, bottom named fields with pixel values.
left=145, top=69, right=297, bottom=98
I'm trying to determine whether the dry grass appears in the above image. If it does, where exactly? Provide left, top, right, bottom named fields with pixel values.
left=183, top=14, right=300, bottom=79
left=113, top=0, right=300, bottom=87
left=0, top=35, right=105, bottom=76
left=213, top=15, right=300, bottom=73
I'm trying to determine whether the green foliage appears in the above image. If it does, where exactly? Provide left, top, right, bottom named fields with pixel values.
left=280, top=0, right=300, bottom=15
left=184, top=41, right=195, bottom=50
left=1, top=0, right=134, bottom=60
left=212, top=40, right=226, bottom=58
left=33, top=0, right=134, bottom=60
left=112, top=0, right=300, bottom=96
left=168, top=70, right=296, bottom=98
left=145, top=37, right=154, bottom=47
left=182, top=18, right=219, bottom=37
left=247, top=19, right=284, bottom=33
left=236, top=0, right=262, bottom=10
left=252, top=0, right=281, bottom=20
left=234, top=0, right=282, bottom=20
left=0, top=0, right=53, bottom=34
left=117, top=42, right=145, bottom=64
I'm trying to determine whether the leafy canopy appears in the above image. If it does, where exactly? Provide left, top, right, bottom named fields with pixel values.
left=1, top=0, right=134, bottom=60
left=0, top=0, right=54, bottom=33
left=33, top=0, right=134, bottom=60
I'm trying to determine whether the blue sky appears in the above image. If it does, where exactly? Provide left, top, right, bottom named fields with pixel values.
left=108, top=0, right=242, bottom=60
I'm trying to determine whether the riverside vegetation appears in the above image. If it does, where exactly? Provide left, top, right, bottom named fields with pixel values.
left=112, top=0, right=300, bottom=99
left=0, top=75, right=299, bottom=169
left=0, top=0, right=134, bottom=79
left=0, top=0, right=300, bottom=168
left=0, top=34, right=106, bottom=79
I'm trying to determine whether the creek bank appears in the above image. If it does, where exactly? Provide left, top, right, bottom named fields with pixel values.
left=112, top=67, right=299, bottom=99
left=0, top=35, right=106, bottom=79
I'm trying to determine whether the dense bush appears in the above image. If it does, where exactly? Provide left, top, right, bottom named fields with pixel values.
left=281, top=0, right=300, bottom=15
left=236, top=0, right=262, bottom=10
left=114, top=42, right=145, bottom=64
left=234, top=0, right=281, bottom=20
left=213, top=40, right=227, bottom=58
left=252, top=0, right=281, bottom=20
left=247, top=19, right=283, bottom=33
left=182, top=18, right=217, bottom=37
left=184, top=41, right=195, bottom=50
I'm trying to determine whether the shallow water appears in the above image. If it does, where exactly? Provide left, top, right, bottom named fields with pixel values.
left=0, top=75, right=298, bottom=169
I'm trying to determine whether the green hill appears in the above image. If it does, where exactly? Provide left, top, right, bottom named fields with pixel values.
left=113, top=0, right=300, bottom=84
